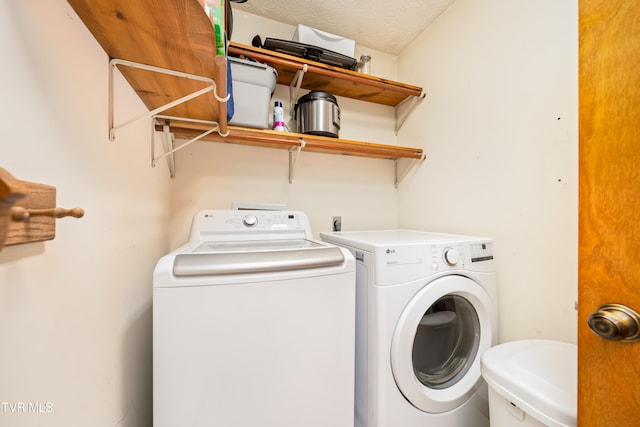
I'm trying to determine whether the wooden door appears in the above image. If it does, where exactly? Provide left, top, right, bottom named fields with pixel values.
left=579, top=0, right=640, bottom=425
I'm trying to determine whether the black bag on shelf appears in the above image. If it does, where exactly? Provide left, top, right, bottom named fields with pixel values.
left=260, top=38, right=357, bottom=70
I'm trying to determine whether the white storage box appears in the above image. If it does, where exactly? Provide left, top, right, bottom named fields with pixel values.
left=228, top=57, right=277, bottom=129
left=481, top=340, right=577, bottom=427
left=293, top=24, right=355, bottom=58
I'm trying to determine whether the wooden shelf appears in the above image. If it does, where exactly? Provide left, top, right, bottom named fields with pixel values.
left=228, top=41, right=423, bottom=107
left=68, top=0, right=426, bottom=174
left=68, top=0, right=227, bottom=125
left=158, top=120, right=425, bottom=160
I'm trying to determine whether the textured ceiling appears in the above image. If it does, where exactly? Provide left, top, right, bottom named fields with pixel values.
left=231, top=0, right=456, bottom=55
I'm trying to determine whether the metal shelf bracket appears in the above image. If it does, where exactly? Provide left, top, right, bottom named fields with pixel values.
left=395, top=155, right=425, bottom=188
left=108, top=58, right=230, bottom=177
left=395, top=91, right=426, bottom=135
left=108, top=58, right=229, bottom=141
left=152, top=116, right=225, bottom=178
left=288, top=138, right=306, bottom=184
left=158, top=121, right=176, bottom=178
left=289, top=64, right=308, bottom=121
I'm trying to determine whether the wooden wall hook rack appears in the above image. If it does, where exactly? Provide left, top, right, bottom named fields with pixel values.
left=0, top=168, right=27, bottom=249
left=10, top=207, right=85, bottom=222
left=0, top=167, right=84, bottom=251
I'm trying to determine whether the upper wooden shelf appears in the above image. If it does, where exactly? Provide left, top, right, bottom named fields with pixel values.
left=68, top=0, right=227, bottom=123
left=228, top=41, right=424, bottom=107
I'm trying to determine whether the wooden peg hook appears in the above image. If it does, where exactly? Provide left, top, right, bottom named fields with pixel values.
left=1, top=168, right=83, bottom=249
left=10, top=206, right=85, bottom=222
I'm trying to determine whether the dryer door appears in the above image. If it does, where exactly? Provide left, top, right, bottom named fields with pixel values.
left=390, top=274, right=493, bottom=413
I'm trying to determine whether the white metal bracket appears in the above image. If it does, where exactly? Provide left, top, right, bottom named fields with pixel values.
left=151, top=115, right=225, bottom=178
left=289, top=64, right=308, bottom=122
left=109, top=58, right=228, bottom=141
left=108, top=58, right=230, bottom=177
left=158, top=122, right=176, bottom=178
left=394, top=155, right=425, bottom=188
left=395, top=91, right=426, bottom=135
left=288, top=138, right=306, bottom=183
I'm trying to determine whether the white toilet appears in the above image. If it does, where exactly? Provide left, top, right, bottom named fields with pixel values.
left=480, top=340, right=577, bottom=427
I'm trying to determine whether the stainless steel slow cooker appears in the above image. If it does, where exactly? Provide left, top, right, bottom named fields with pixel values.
left=294, top=91, right=340, bottom=138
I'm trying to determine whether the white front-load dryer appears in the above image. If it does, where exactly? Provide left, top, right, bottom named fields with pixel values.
left=321, top=230, right=497, bottom=427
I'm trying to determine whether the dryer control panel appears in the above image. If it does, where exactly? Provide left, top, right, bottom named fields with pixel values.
left=368, top=241, right=494, bottom=286
left=319, top=230, right=496, bottom=286
left=430, top=242, right=494, bottom=272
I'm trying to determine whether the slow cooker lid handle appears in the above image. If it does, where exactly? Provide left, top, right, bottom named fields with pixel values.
left=298, top=91, right=338, bottom=103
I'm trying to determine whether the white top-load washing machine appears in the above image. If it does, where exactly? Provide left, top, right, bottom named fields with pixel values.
left=154, top=210, right=355, bottom=427
left=321, top=230, right=497, bottom=427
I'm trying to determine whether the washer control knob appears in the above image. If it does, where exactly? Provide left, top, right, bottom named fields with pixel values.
left=443, top=248, right=459, bottom=266
left=242, top=215, right=258, bottom=227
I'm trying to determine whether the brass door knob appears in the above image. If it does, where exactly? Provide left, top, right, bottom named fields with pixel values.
left=588, top=303, right=640, bottom=342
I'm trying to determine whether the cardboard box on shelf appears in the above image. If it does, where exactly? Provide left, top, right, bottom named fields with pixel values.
left=293, top=24, right=355, bottom=58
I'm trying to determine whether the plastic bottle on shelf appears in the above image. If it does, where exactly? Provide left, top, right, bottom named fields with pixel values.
left=204, top=0, right=225, bottom=56
left=273, top=101, right=285, bottom=131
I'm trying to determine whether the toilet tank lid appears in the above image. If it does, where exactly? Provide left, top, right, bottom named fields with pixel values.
left=480, top=339, right=577, bottom=427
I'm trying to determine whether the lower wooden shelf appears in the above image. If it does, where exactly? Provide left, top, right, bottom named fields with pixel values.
left=158, top=120, right=425, bottom=161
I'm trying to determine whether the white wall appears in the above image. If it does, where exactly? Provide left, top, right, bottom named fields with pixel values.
left=397, top=0, right=578, bottom=344
left=0, top=2, right=170, bottom=426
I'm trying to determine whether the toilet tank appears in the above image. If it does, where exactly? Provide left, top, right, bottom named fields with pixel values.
left=480, top=340, right=577, bottom=427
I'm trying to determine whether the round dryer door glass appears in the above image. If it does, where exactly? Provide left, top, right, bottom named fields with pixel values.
left=390, top=275, right=494, bottom=414
left=412, top=295, right=480, bottom=389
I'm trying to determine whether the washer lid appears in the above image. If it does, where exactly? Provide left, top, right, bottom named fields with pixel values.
left=480, top=340, right=577, bottom=427
left=173, top=239, right=345, bottom=276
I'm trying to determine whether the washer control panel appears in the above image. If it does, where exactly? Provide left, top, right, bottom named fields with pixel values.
left=188, top=210, right=313, bottom=241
